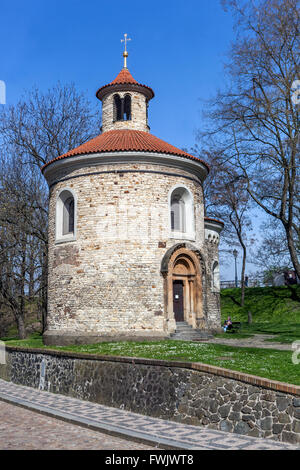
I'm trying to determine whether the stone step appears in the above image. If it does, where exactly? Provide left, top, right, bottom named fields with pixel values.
left=170, top=322, right=213, bottom=341
left=174, top=325, right=195, bottom=331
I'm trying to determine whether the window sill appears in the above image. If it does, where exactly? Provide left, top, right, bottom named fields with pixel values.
left=170, top=232, right=196, bottom=242
left=55, top=235, right=77, bottom=245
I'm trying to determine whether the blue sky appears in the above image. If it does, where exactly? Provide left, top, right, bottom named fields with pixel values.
left=1, top=0, right=234, bottom=147
left=2, top=0, right=259, bottom=281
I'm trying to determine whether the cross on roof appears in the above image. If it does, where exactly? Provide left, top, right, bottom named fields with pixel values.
left=121, top=33, right=131, bottom=68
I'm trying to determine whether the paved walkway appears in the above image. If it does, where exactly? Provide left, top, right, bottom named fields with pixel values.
left=207, top=334, right=291, bottom=351
left=0, top=401, right=154, bottom=450
left=0, top=379, right=298, bottom=450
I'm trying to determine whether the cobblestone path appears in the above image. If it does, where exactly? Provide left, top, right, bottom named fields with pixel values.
left=0, top=401, right=154, bottom=450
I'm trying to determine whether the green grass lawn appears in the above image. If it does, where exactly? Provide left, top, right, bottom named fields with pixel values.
left=221, top=285, right=300, bottom=323
left=1, top=286, right=300, bottom=385
left=220, top=285, right=300, bottom=344
left=3, top=333, right=300, bottom=386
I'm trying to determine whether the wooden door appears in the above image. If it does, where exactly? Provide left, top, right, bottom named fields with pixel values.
left=173, top=280, right=184, bottom=322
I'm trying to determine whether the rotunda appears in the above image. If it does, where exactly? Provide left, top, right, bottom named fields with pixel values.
left=42, top=48, right=223, bottom=345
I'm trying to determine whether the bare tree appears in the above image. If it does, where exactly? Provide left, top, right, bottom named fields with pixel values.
left=0, top=82, right=100, bottom=168
left=0, top=82, right=101, bottom=338
left=251, top=218, right=292, bottom=270
left=201, top=0, right=300, bottom=277
left=0, top=153, right=48, bottom=338
left=202, top=149, right=253, bottom=305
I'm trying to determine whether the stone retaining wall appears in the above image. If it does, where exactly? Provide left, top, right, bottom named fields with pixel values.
left=0, top=347, right=299, bottom=445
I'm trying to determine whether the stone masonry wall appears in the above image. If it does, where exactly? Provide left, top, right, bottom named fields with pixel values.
left=0, top=348, right=299, bottom=445
left=101, top=91, right=149, bottom=132
left=46, top=161, right=221, bottom=343
left=204, top=239, right=222, bottom=330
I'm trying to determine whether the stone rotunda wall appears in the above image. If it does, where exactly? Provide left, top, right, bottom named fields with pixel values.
left=44, top=159, right=221, bottom=345
left=43, top=65, right=223, bottom=346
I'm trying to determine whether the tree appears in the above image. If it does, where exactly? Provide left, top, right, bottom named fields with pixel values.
left=260, top=265, right=290, bottom=285
left=0, top=153, right=48, bottom=338
left=0, top=82, right=101, bottom=338
left=201, top=148, right=253, bottom=305
left=0, top=82, right=100, bottom=168
left=201, top=0, right=300, bottom=278
left=251, top=217, right=292, bottom=271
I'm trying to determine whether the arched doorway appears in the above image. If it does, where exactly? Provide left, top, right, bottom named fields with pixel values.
left=162, top=246, right=205, bottom=331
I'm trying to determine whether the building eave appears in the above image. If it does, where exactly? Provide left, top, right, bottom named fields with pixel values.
left=42, top=151, right=209, bottom=187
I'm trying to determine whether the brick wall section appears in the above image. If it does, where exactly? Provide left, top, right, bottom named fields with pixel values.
left=45, top=162, right=222, bottom=343
left=1, top=348, right=299, bottom=444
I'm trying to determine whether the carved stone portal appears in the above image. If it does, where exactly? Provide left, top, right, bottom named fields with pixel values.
left=163, top=247, right=205, bottom=333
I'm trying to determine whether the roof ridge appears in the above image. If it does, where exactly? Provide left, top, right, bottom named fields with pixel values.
left=96, top=69, right=154, bottom=101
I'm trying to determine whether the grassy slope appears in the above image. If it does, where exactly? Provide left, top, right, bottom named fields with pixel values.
left=221, top=285, right=300, bottom=323
left=220, top=285, right=300, bottom=343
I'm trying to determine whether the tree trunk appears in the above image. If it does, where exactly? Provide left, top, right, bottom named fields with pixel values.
left=17, top=236, right=27, bottom=339
left=240, top=242, right=247, bottom=307
left=28, top=261, right=35, bottom=299
left=284, top=223, right=300, bottom=280
left=41, top=251, right=48, bottom=334
left=16, top=313, right=26, bottom=339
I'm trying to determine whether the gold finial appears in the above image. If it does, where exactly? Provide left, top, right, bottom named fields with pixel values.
left=121, top=33, right=131, bottom=68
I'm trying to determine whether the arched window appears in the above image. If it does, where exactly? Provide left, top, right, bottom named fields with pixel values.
left=56, top=189, right=76, bottom=242
left=170, top=187, right=194, bottom=238
left=114, top=94, right=122, bottom=121
left=63, top=197, right=74, bottom=235
left=212, top=261, right=220, bottom=291
left=113, top=94, right=132, bottom=121
left=123, top=94, right=131, bottom=121
left=171, top=196, right=185, bottom=232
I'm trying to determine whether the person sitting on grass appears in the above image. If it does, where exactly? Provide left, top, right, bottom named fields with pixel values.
left=223, top=316, right=233, bottom=332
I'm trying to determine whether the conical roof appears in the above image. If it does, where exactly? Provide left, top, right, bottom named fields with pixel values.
left=41, top=129, right=209, bottom=173
left=110, top=68, right=139, bottom=85
left=96, top=68, right=154, bottom=101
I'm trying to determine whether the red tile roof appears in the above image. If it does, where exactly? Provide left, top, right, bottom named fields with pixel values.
left=110, top=68, right=138, bottom=85
left=96, top=68, right=154, bottom=100
left=41, top=130, right=209, bottom=173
